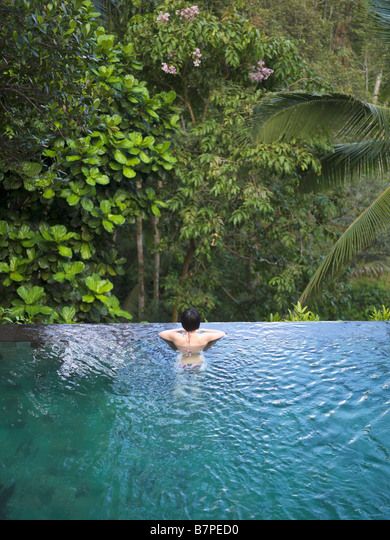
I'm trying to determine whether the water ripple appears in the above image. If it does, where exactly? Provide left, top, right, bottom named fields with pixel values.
left=0, top=321, right=389, bottom=519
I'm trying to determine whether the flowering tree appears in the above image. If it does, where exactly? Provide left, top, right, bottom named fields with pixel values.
left=121, top=2, right=344, bottom=321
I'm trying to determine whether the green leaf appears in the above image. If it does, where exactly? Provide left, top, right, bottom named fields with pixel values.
left=0, top=221, right=8, bottom=235
left=126, top=157, right=140, bottom=166
left=58, top=245, right=73, bottom=257
left=100, top=200, right=112, bottom=214
left=85, top=275, right=114, bottom=294
left=95, top=175, right=110, bottom=185
left=151, top=205, right=161, bottom=217
left=109, top=161, right=122, bottom=171
left=43, top=188, right=55, bottom=199
left=97, top=33, right=115, bottom=51
left=61, top=306, right=76, bottom=323
left=17, top=285, right=45, bottom=305
left=42, top=149, right=56, bottom=158
left=162, top=152, right=177, bottom=163
left=0, top=262, right=10, bottom=273
left=10, top=272, right=24, bottom=282
left=300, top=185, right=390, bottom=303
left=123, top=167, right=136, bottom=178
left=146, top=108, right=159, bottom=119
left=25, top=305, right=53, bottom=316
left=82, top=295, right=95, bottom=303
left=20, top=161, right=42, bottom=177
left=300, top=141, right=390, bottom=192
left=66, top=193, right=80, bottom=206
left=139, top=151, right=151, bottom=163
left=252, top=92, right=390, bottom=144
left=81, top=198, right=94, bottom=212
left=66, top=261, right=85, bottom=275
left=371, top=0, right=390, bottom=44
left=50, top=225, right=67, bottom=243
left=102, top=220, right=114, bottom=233
left=170, top=114, right=180, bottom=127
left=114, top=150, right=128, bottom=164
left=128, top=132, right=143, bottom=146
left=161, top=162, right=174, bottom=170
left=80, top=243, right=92, bottom=259
left=108, top=214, right=125, bottom=225
left=83, top=157, right=101, bottom=165
left=164, top=91, right=176, bottom=105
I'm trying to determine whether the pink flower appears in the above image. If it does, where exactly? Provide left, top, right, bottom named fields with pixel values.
left=249, top=60, right=274, bottom=83
left=176, top=5, right=200, bottom=21
left=192, top=47, right=202, bottom=67
left=161, top=62, right=177, bottom=74
left=157, top=12, right=170, bottom=23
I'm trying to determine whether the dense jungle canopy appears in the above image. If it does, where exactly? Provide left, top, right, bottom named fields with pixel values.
left=0, top=0, right=389, bottom=323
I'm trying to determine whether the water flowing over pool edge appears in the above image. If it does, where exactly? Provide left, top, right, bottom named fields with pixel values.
left=0, top=322, right=389, bottom=520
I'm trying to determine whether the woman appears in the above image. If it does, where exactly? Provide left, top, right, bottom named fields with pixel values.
left=159, top=307, right=225, bottom=368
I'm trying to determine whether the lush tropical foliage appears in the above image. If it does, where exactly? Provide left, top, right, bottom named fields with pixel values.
left=0, top=0, right=389, bottom=323
left=251, top=0, right=390, bottom=305
left=0, top=0, right=177, bottom=323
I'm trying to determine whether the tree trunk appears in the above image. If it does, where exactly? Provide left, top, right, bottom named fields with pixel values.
left=171, top=239, right=196, bottom=322
left=364, top=50, right=369, bottom=94
left=152, top=214, right=160, bottom=307
left=373, top=71, right=383, bottom=104
left=136, top=215, right=145, bottom=320
left=136, top=179, right=145, bottom=320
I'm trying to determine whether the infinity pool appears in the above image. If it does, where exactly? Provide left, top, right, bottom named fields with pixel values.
left=0, top=322, right=389, bottom=519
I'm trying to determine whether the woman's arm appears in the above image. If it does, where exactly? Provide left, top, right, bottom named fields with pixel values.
left=158, top=329, right=183, bottom=341
left=202, top=330, right=226, bottom=342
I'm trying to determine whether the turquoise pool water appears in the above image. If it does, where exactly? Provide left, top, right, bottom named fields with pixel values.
left=0, top=322, right=389, bottom=520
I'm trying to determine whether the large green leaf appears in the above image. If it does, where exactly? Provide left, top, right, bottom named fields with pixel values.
left=63, top=261, right=85, bottom=275
left=61, top=306, right=76, bottom=323
left=50, top=225, right=67, bottom=242
left=371, top=0, right=390, bottom=44
left=299, top=140, right=390, bottom=192
left=300, top=185, right=390, bottom=304
left=252, top=93, right=390, bottom=144
left=25, top=305, right=53, bottom=316
left=85, top=274, right=114, bottom=294
left=17, top=285, right=45, bottom=305
left=20, top=161, right=42, bottom=177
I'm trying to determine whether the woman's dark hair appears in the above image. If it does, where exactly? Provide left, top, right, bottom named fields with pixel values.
left=180, top=307, right=201, bottom=332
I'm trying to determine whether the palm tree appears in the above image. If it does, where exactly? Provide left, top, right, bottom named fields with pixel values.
left=251, top=0, right=390, bottom=305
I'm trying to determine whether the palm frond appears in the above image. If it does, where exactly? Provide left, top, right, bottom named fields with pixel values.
left=251, top=92, right=390, bottom=144
left=300, top=185, right=390, bottom=304
left=351, top=258, right=390, bottom=278
left=299, top=140, right=390, bottom=192
left=371, top=0, right=390, bottom=44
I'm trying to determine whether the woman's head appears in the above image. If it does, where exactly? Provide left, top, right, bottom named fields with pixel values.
left=180, top=307, right=201, bottom=332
